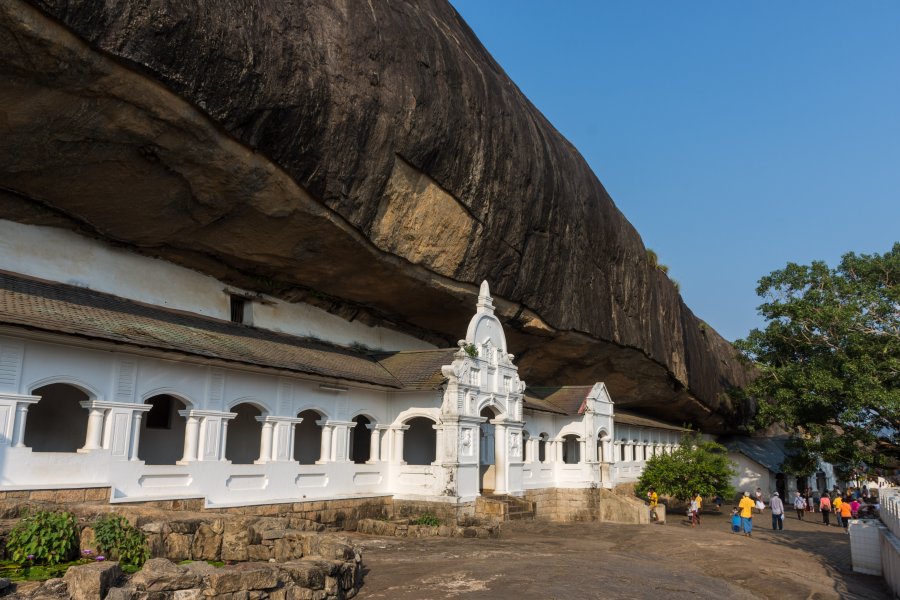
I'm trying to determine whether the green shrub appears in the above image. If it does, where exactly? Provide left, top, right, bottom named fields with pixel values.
left=6, top=510, right=79, bottom=565
left=92, top=514, right=150, bottom=568
left=463, top=343, right=478, bottom=359
left=411, top=514, right=441, bottom=527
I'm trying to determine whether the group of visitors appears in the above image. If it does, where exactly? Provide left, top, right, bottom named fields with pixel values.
left=647, top=483, right=881, bottom=538
left=730, top=486, right=878, bottom=536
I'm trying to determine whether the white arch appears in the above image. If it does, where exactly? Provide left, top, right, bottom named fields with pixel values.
left=557, top=423, right=583, bottom=438
left=140, top=388, right=196, bottom=409
left=596, top=427, right=611, bottom=441
left=296, top=405, right=332, bottom=421
left=349, top=408, right=383, bottom=424
left=227, top=397, right=270, bottom=415
left=476, top=396, right=506, bottom=419
left=28, top=376, right=100, bottom=400
left=394, top=407, right=440, bottom=427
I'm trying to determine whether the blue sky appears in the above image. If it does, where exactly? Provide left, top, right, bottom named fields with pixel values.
left=450, top=1, right=900, bottom=342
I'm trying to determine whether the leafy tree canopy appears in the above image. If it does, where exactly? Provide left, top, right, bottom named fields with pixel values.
left=735, top=243, right=900, bottom=477
left=636, top=431, right=736, bottom=502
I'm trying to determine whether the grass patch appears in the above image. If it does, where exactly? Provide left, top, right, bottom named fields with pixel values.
left=0, top=559, right=94, bottom=582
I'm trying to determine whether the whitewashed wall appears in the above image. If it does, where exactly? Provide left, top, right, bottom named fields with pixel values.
left=0, top=219, right=432, bottom=352
left=0, top=331, right=444, bottom=505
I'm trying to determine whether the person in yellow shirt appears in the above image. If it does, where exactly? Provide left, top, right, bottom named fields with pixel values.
left=738, top=491, right=756, bottom=537
left=647, top=487, right=659, bottom=521
left=834, top=496, right=844, bottom=528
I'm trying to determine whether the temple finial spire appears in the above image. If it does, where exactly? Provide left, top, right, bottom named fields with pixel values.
left=476, top=280, right=495, bottom=315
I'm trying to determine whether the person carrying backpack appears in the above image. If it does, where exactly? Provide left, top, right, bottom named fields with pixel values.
left=794, top=491, right=806, bottom=520
left=819, top=494, right=832, bottom=526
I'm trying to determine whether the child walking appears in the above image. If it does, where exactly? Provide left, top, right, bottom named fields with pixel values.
left=731, top=508, right=741, bottom=534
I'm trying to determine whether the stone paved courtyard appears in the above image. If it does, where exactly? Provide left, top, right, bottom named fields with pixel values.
left=351, top=509, right=891, bottom=599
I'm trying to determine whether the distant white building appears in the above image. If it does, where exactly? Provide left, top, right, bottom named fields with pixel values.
left=0, top=219, right=686, bottom=509
left=723, top=437, right=838, bottom=500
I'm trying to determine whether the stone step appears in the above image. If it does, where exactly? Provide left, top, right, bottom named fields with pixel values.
left=507, top=511, right=534, bottom=521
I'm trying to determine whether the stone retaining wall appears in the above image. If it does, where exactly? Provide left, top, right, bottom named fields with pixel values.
left=524, top=488, right=650, bottom=524
left=356, top=518, right=498, bottom=538
left=28, top=553, right=363, bottom=600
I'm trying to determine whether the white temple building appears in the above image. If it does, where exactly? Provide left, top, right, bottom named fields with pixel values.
left=0, top=219, right=685, bottom=510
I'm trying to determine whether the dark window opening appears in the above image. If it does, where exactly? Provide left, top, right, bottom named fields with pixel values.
left=145, top=395, right=173, bottom=429
left=230, top=296, right=246, bottom=324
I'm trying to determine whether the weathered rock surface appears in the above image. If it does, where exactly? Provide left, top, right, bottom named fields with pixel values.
left=0, top=0, right=752, bottom=430
left=62, top=561, right=121, bottom=600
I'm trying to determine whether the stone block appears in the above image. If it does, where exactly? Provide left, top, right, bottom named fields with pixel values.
left=146, top=533, right=165, bottom=558
left=277, top=561, right=327, bottom=590
left=104, top=587, right=134, bottom=600
left=165, top=533, right=194, bottom=561
left=274, top=537, right=304, bottom=562
left=221, top=530, right=250, bottom=562
left=168, top=519, right=203, bottom=534
left=131, top=558, right=202, bottom=592
left=174, top=589, right=203, bottom=600
left=315, top=538, right=355, bottom=561
left=29, top=490, right=56, bottom=502
left=84, top=487, right=110, bottom=502
left=247, top=545, right=273, bottom=561
left=260, top=528, right=287, bottom=541
left=204, top=564, right=278, bottom=595
left=248, top=518, right=289, bottom=544
left=287, top=518, right=324, bottom=532
left=192, top=523, right=223, bottom=561
left=141, top=521, right=166, bottom=535
left=55, top=488, right=87, bottom=503
left=63, top=560, right=122, bottom=600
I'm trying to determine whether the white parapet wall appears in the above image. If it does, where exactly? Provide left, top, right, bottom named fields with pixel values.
left=858, top=487, right=900, bottom=595
left=849, top=519, right=885, bottom=576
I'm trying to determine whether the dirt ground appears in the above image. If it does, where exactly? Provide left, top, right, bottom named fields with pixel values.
left=350, top=509, right=891, bottom=599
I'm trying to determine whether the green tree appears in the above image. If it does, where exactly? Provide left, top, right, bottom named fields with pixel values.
left=636, top=431, right=736, bottom=502
left=735, top=244, right=900, bottom=476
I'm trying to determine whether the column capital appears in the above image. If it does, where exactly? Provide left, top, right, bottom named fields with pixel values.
left=255, top=415, right=303, bottom=424
left=81, top=400, right=150, bottom=412
left=179, top=409, right=237, bottom=420
left=0, top=393, right=40, bottom=405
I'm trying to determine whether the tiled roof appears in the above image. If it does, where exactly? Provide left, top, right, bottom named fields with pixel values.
left=614, top=411, right=689, bottom=432
left=0, top=271, right=404, bottom=388
left=524, top=386, right=591, bottom=415
left=524, top=386, right=687, bottom=432
left=374, top=349, right=458, bottom=390
left=722, top=436, right=792, bottom=473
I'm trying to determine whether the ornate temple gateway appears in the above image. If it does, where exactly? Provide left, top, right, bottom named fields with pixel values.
left=0, top=220, right=682, bottom=511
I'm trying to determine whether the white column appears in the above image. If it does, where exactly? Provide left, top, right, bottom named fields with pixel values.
left=288, top=421, right=297, bottom=462
left=393, top=427, right=407, bottom=464
left=12, top=403, right=31, bottom=447
left=80, top=405, right=106, bottom=452
left=493, top=423, right=508, bottom=493
left=579, top=438, right=587, bottom=464
left=555, top=438, right=564, bottom=463
left=367, top=425, right=381, bottom=463
left=129, top=411, right=143, bottom=461
left=256, top=419, right=274, bottom=463
left=178, top=414, right=201, bottom=464
left=434, top=424, right=444, bottom=464
left=317, top=421, right=333, bottom=464
left=219, top=419, right=230, bottom=461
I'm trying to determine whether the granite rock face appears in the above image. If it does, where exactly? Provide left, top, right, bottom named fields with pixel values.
left=0, top=0, right=752, bottom=430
